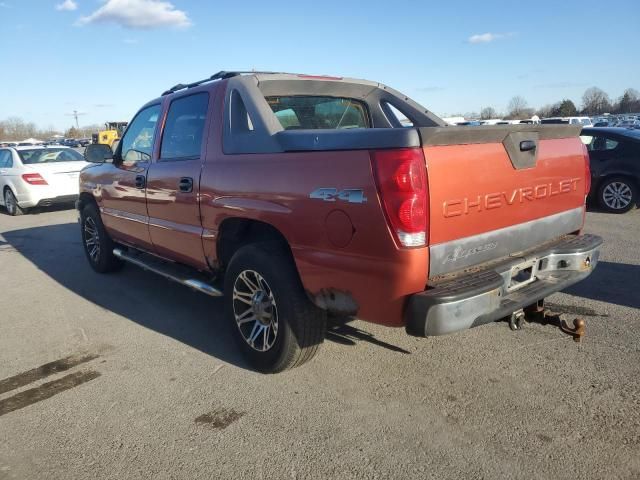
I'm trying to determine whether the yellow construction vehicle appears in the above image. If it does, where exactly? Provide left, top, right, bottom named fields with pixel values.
left=92, top=122, right=128, bottom=148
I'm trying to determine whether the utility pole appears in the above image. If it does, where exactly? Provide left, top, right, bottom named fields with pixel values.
left=66, top=110, right=87, bottom=130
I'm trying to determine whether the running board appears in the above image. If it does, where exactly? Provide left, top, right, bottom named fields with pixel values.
left=113, top=248, right=223, bottom=297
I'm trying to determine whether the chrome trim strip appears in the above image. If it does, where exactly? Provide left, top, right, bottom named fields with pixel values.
left=429, top=207, right=584, bottom=277
left=148, top=217, right=203, bottom=236
left=101, top=207, right=148, bottom=225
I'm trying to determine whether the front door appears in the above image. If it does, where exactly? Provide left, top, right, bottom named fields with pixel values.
left=99, top=104, right=161, bottom=251
left=146, top=91, right=211, bottom=270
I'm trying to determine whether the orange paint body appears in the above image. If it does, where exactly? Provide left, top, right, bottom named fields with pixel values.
left=80, top=78, right=588, bottom=328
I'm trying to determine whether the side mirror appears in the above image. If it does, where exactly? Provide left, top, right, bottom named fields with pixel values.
left=85, top=143, right=113, bottom=163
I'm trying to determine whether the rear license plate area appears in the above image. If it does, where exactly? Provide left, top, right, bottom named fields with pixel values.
left=507, top=260, right=537, bottom=292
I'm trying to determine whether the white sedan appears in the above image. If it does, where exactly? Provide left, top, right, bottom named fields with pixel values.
left=0, top=145, right=89, bottom=216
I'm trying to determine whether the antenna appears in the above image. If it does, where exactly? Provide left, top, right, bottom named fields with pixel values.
left=65, top=110, right=87, bottom=129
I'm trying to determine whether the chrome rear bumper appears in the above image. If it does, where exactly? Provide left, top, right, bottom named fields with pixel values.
left=405, top=234, right=603, bottom=337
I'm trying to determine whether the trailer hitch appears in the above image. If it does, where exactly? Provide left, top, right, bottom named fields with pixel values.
left=560, top=318, right=586, bottom=343
left=521, top=300, right=586, bottom=342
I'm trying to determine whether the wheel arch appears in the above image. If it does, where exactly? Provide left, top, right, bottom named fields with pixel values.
left=2, top=183, right=17, bottom=205
left=216, top=217, right=293, bottom=272
left=598, top=173, right=640, bottom=193
left=215, top=217, right=358, bottom=315
left=77, top=192, right=98, bottom=212
left=3, top=183, right=16, bottom=196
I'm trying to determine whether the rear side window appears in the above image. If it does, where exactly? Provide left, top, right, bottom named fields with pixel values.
left=0, top=150, right=12, bottom=168
left=382, top=102, right=413, bottom=127
left=583, top=135, right=621, bottom=151
left=160, top=92, right=209, bottom=160
left=266, top=96, right=369, bottom=130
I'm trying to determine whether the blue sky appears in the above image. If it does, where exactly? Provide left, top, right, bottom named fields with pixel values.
left=0, top=0, right=639, bottom=130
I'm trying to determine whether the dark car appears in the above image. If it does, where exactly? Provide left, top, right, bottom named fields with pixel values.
left=64, top=138, right=82, bottom=147
left=581, top=127, right=640, bottom=213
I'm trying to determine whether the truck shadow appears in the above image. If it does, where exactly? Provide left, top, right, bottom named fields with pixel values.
left=561, top=261, right=640, bottom=310
left=2, top=222, right=408, bottom=371
left=326, top=315, right=410, bottom=354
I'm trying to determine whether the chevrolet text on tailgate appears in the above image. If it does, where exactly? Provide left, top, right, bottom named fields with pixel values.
left=78, top=70, right=602, bottom=373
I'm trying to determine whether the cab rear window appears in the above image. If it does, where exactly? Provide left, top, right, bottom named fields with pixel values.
left=266, top=96, right=370, bottom=130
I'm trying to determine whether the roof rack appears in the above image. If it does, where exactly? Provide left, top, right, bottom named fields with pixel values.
left=161, top=70, right=292, bottom=96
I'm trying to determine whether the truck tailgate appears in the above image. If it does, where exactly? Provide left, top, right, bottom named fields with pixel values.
left=419, top=125, right=588, bottom=278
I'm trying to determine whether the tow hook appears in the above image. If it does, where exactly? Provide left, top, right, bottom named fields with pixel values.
left=509, top=309, right=526, bottom=331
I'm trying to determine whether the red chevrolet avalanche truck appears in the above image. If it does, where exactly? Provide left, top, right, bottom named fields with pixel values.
left=78, top=71, right=602, bottom=372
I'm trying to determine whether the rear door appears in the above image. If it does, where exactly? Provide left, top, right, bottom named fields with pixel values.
left=99, top=104, right=161, bottom=251
left=145, top=90, right=212, bottom=270
left=584, top=132, right=628, bottom=168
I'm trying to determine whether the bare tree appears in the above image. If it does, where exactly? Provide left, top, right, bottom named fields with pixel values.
left=582, top=87, right=611, bottom=115
left=0, top=117, right=66, bottom=141
left=507, top=96, right=529, bottom=119
left=65, top=126, right=81, bottom=138
left=616, top=88, right=640, bottom=114
left=536, top=104, right=556, bottom=118
left=0, top=117, right=39, bottom=140
left=480, top=107, right=497, bottom=119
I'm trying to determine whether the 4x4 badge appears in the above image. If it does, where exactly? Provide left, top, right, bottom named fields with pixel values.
left=309, top=188, right=367, bottom=204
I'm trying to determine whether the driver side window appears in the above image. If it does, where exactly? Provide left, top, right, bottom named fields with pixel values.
left=119, top=104, right=161, bottom=165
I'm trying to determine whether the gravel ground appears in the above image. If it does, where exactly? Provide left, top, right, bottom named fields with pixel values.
left=0, top=207, right=638, bottom=480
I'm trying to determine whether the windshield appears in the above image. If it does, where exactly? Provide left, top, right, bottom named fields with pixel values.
left=580, top=118, right=593, bottom=126
left=266, top=96, right=370, bottom=129
left=18, top=148, right=84, bottom=164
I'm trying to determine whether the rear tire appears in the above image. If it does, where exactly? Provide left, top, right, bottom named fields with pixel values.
left=80, top=203, right=123, bottom=273
left=4, top=188, right=25, bottom=216
left=224, top=243, right=326, bottom=373
left=598, top=176, right=637, bottom=213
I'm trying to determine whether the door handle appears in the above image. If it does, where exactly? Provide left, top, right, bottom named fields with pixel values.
left=135, top=175, right=146, bottom=189
left=0, top=169, right=7, bottom=175
left=520, top=140, right=537, bottom=152
left=178, top=177, right=193, bottom=193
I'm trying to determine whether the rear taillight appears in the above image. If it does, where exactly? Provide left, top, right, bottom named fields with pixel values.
left=372, top=148, right=428, bottom=247
left=582, top=143, right=591, bottom=196
left=22, top=173, right=48, bottom=185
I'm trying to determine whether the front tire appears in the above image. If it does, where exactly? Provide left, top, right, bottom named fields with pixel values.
left=598, top=176, right=637, bottom=213
left=224, top=243, right=326, bottom=373
left=4, top=188, right=25, bottom=216
left=80, top=203, right=123, bottom=273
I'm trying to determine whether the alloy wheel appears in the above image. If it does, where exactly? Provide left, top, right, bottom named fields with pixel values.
left=4, top=191, right=15, bottom=215
left=602, top=181, right=633, bottom=210
left=232, top=270, right=279, bottom=352
left=83, top=216, right=101, bottom=263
